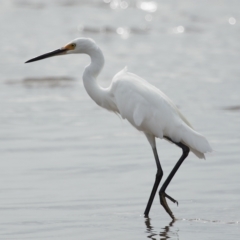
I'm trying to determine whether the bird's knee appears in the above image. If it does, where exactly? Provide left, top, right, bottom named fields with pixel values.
left=156, top=169, right=163, bottom=178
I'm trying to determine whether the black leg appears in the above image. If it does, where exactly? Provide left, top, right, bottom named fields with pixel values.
left=144, top=147, right=163, bottom=217
left=159, top=137, right=190, bottom=220
left=144, top=147, right=178, bottom=217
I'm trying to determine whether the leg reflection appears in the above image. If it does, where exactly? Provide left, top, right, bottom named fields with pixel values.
left=145, top=217, right=158, bottom=239
left=145, top=217, right=178, bottom=240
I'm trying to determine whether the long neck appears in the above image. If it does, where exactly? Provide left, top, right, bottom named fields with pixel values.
left=82, top=46, right=108, bottom=108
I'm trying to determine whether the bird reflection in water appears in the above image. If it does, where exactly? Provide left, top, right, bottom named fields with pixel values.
left=145, top=218, right=179, bottom=240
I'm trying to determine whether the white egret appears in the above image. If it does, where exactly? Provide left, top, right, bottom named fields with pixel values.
left=26, top=38, right=212, bottom=220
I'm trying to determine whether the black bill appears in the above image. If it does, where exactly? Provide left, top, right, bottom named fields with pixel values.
left=25, top=48, right=67, bottom=63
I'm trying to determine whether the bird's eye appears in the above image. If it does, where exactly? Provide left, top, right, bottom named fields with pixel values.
left=71, top=43, right=76, bottom=48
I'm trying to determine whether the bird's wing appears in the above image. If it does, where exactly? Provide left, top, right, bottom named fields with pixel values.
left=111, top=70, right=212, bottom=157
left=112, top=66, right=128, bottom=81
left=112, top=72, right=183, bottom=136
left=113, top=68, right=191, bottom=126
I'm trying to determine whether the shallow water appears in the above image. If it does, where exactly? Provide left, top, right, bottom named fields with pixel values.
left=0, top=0, right=240, bottom=239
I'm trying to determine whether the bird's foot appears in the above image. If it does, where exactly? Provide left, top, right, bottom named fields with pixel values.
left=165, top=193, right=178, bottom=206
left=159, top=191, right=176, bottom=220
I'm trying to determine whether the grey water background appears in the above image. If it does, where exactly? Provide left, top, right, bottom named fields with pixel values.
left=0, top=0, right=240, bottom=239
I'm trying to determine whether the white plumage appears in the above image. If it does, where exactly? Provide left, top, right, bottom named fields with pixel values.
left=26, top=37, right=212, bottom=220
left=111, top=67, right=212, bottom=159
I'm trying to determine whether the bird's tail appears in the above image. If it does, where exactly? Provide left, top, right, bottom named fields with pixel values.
left=180, top=125, right=212, bottom=159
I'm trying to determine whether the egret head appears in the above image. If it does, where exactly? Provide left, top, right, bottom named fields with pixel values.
left=25, top=38, right=97, bottom=63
